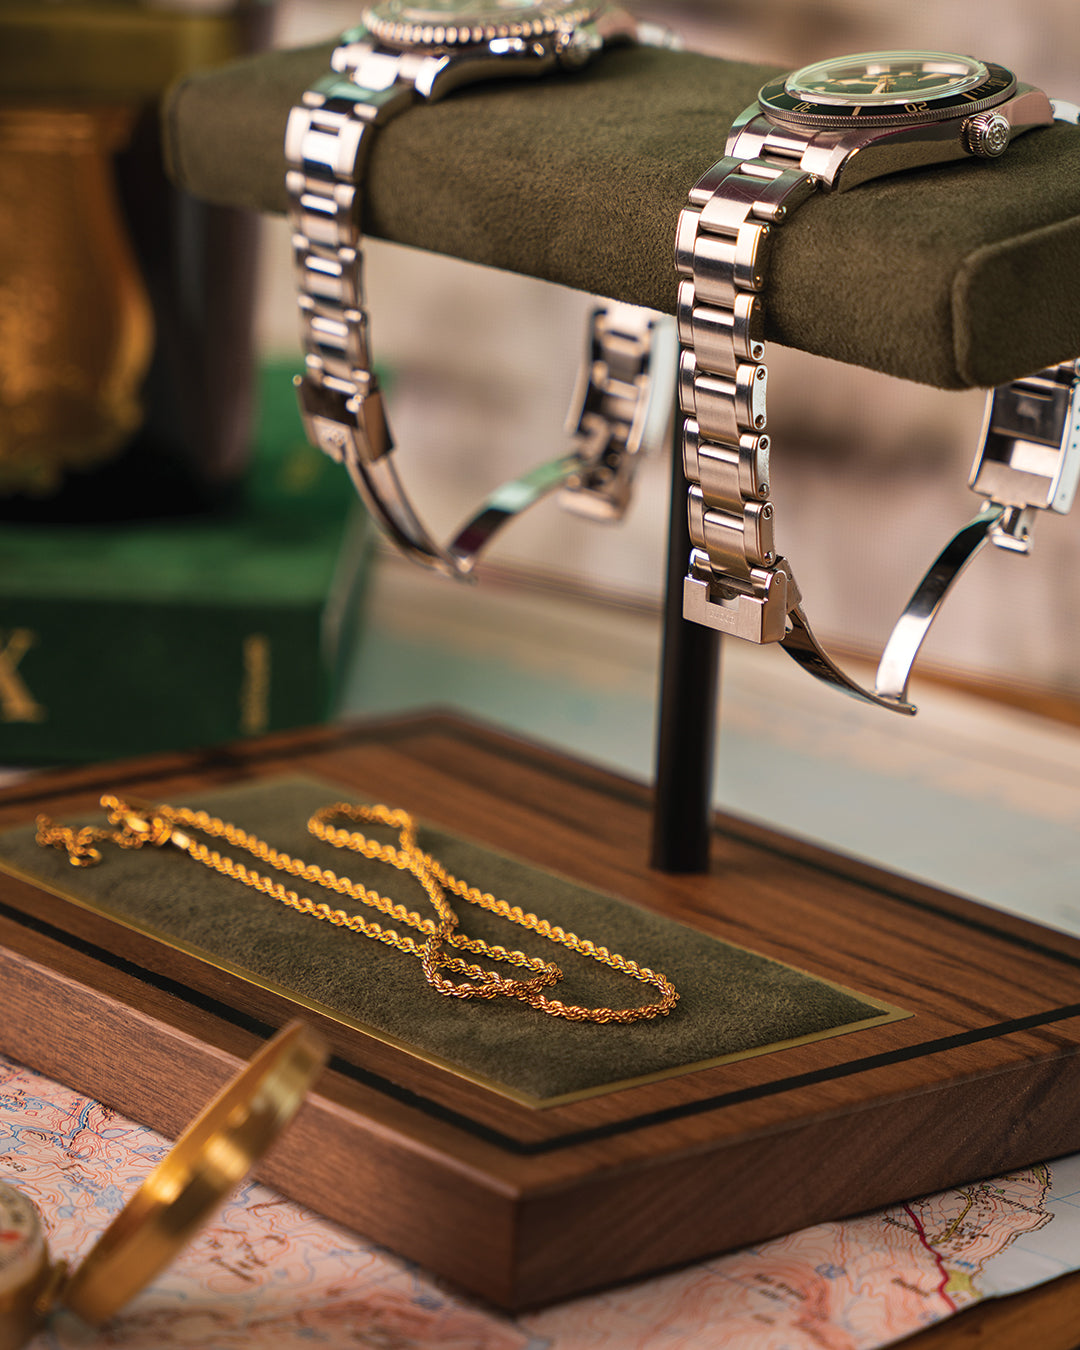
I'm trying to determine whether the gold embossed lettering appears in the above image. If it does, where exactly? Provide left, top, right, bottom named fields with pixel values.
left=240, top=633, right=271, bottom=735
left=0, top=629, right=46, bottom=723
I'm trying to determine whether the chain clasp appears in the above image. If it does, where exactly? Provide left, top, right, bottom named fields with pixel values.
left=100, top=795, right=179, bottom=849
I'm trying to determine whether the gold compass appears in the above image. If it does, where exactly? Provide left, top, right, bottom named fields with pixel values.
left=0, top=1022, right=327, bottom=1349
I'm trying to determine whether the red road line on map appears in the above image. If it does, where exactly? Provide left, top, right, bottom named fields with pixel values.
left=904, top=1204, right=957, bottom=1312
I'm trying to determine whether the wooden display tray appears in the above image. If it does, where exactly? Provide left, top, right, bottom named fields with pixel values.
left=3, top=712, right=1080, bottom=1317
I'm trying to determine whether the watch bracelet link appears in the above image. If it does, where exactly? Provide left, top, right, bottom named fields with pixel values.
left=561, top=301, right=672, bottom=523
left=286, top=75, right=434, bottom=562
left=286, top=49, right=667, bottom=580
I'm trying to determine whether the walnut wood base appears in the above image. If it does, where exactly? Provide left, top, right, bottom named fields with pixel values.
left=2, top=713, right=1080, bottom=1319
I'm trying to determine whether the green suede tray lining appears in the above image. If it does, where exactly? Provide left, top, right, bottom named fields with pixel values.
left=0, top=777, right=905, bottom=1107
left=163, top=42, right=1080, bottom=389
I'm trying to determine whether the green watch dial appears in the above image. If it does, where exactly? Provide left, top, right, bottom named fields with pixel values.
left=759, top=49, right=1017, bottom=127
left=789, top=51, right=987, bottom=105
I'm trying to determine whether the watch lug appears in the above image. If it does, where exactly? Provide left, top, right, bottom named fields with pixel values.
left=409, top=52, right=456, bottom=100
left=739, top=84, right=1056, bottom=193
left=726, top=108, right=769, bottom=159
left=587, top=7, right=640, bottom=43
left=996, top=84, right=1055, bottom=135
left=822, top=117, right=1005, bottom=191
left=419, top=41, right=559, bottom=98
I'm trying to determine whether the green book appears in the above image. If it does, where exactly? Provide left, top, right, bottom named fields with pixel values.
left=0, top=363, right=372, bottom=765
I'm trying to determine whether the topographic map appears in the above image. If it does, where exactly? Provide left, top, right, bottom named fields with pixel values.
left=3, top=1051, right=1079, bottom=1350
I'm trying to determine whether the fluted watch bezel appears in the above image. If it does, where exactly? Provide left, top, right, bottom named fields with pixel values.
left=361, top=2, right=597, bottom=47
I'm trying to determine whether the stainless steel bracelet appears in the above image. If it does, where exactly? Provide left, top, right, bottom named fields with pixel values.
left=678, top=102, right=1080, bottom=714
left=675, top=147, right=914, bottom=712
left=285, top=45, right=670, bottom=579
left=874, top=101, right=1080, bottom=705
left=448, top=301, right=674, bottom=566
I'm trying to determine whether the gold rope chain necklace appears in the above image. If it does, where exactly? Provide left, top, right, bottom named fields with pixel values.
left=35, top=797, right=678, bottom=1024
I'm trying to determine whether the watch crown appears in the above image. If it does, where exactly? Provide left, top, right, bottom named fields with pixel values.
left=964, top=110, right=1012, bottom=157
left=556, top=21, right=600, bottom=66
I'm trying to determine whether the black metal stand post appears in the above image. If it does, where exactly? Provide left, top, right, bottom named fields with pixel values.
left=650, top=408, right=721, bottom=874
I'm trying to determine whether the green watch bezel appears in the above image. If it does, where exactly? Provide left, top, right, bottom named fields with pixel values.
left=759, top=53, right=1017, bottom=129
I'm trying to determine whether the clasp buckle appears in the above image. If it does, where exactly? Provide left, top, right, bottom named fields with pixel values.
left=294, top=372, right=394, bottom=469
left=101, top=794, right=178, bottom=848
left=969, top=361, right=1080, bottom=553
left=682, top=551, right=797, bottom=643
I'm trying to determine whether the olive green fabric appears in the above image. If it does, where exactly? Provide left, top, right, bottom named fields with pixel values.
left=162, top=42, right=1080, bottom=389
left=0, top=777, right=898, bottom=1105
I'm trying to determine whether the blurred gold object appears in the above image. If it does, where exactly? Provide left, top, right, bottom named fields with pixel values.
left=0, top=5, right=252, bottom=104
left=0, top=1021, right=328, bottom=1345
left=0, top=1182, right=58, bottom=1350
left=0, top=106, right=153, bottom=495
left=0, top=3, right=268, bottom=510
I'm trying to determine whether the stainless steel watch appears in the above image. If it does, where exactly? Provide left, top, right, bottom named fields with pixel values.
left=676, top=51, right=1069, bottom=713
left=285, top=3, right=674, bottom=579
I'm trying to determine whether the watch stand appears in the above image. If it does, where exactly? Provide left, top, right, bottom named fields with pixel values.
left=161, top=38, right=1080, bottom=869
left=2, top=39, right=1080, bottom=1327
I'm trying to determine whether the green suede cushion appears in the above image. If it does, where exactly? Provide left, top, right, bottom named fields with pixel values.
left=162, top=42, right=1080, bottom=389
left=0, top=777, right=902, bottom=1106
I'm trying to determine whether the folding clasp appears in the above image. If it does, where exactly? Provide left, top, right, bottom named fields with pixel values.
left=969, top=360, right=1080, bottom=553
left=682, top=550, right=796, bottom=643
left=294, top=371, right=393, bottom=468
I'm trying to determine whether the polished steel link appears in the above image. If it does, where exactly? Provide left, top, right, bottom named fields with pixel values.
left=286, top=59, right=466, bottom=571
left=676, top=157, right=791, bottom=584
left=677, top=283, right=764, bottom=371
left=760, top=123, right=820, bottom=161
left=686, top=424, right=770, bottom=504
left=692, top=440, right=743, bottom=510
